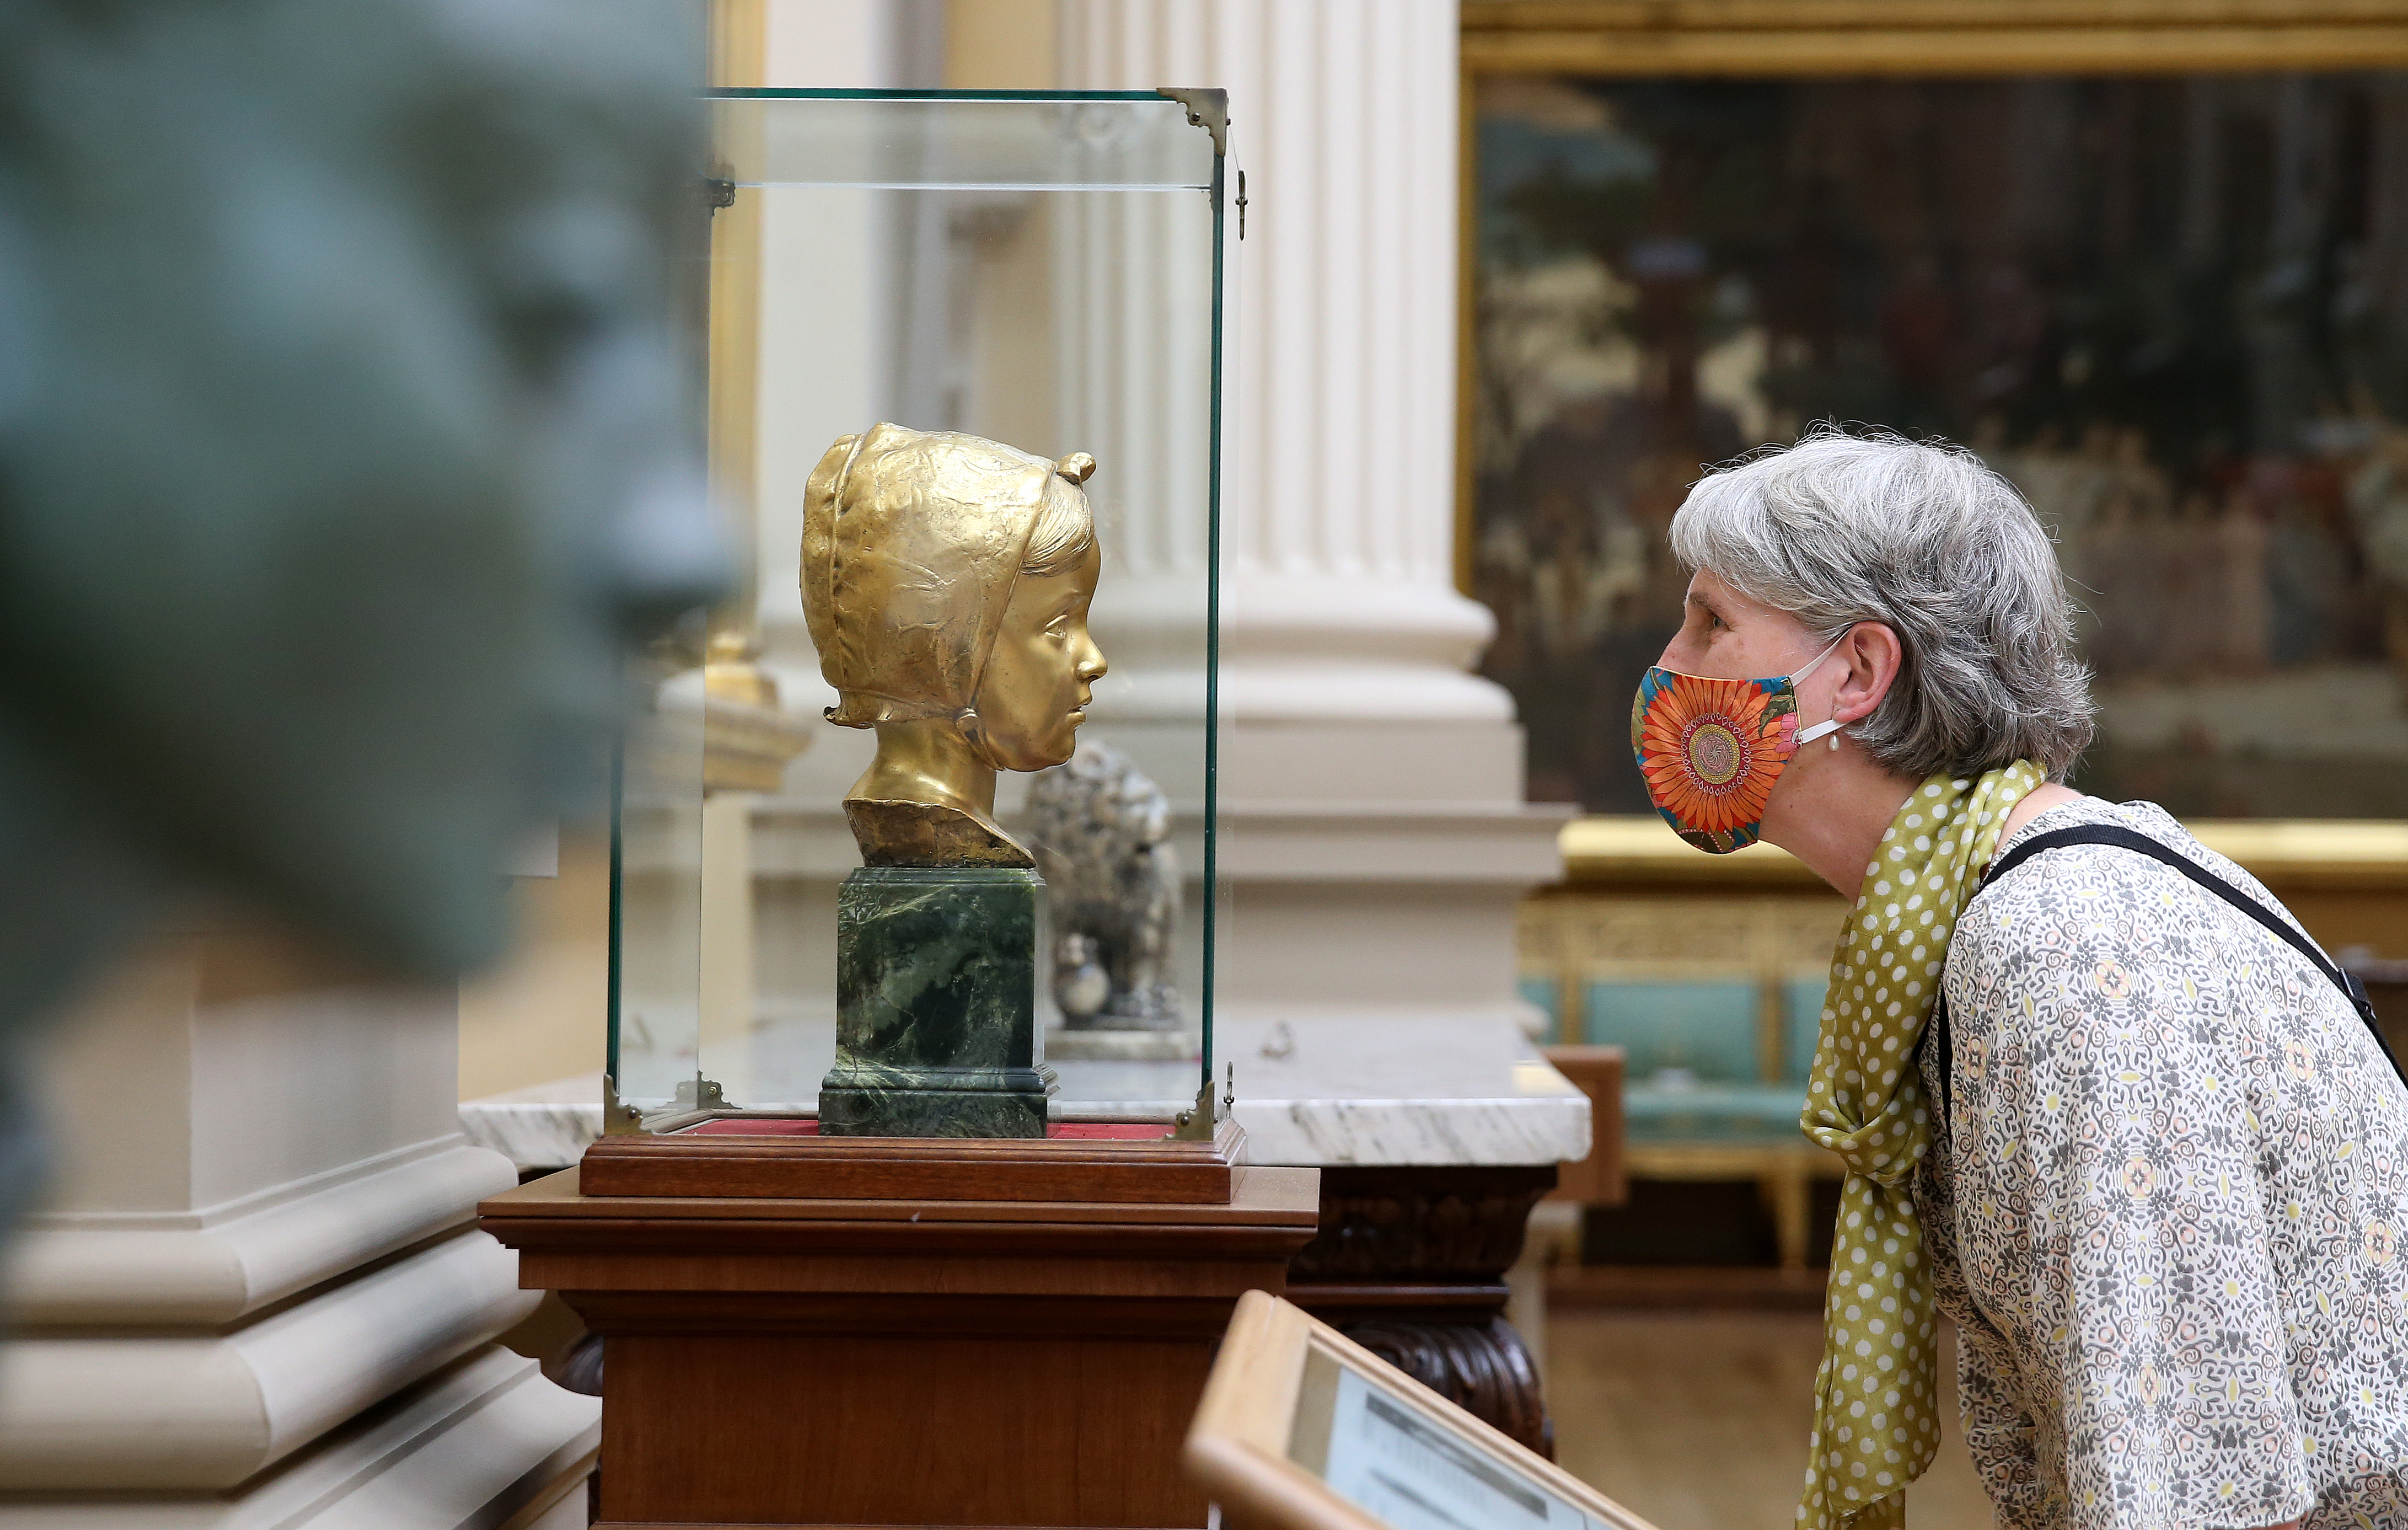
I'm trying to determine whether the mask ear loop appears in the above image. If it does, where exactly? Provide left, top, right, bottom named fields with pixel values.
left=1793, top=629, right=1854, bottom=748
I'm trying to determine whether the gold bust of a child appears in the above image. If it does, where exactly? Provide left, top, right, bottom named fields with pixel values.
left=800, top=424, right=1107, bottom=867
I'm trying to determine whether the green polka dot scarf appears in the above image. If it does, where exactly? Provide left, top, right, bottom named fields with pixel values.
left=1797, top=761, right=2044, bottom=1530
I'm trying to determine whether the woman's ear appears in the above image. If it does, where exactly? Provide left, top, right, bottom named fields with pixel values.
left=1830, top=623, right=1903, bottom=725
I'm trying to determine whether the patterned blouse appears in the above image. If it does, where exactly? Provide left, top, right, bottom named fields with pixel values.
left=1918, top=796, right=2408, bottom=1530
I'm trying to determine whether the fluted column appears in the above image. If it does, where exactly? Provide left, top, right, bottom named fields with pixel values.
left=1055, top=8, right=1577, bottom=1429
left=1058, top=0, right=1510, bottom=725
left=1052, top=177, right=1217, bottom=721
left=1054, top=0, right=1559, bottom=1043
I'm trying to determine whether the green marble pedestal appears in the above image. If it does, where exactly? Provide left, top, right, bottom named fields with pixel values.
left=819, top=866, right=1056, bottom=1138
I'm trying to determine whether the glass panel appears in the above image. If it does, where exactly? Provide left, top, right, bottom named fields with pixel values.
left=675, top=92, right=1224, bottom=1128
left=1474, top=73, right=2408, bottom=819
left=610, top=648, right=707, bottom=1116
left=715, top=93, right=1216, bottom=191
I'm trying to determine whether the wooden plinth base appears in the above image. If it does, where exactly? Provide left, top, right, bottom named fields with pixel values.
left=482, top=1158, right=1318, bottom=1530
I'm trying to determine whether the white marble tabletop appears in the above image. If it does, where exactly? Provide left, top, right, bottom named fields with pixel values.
left=1056, top=1008, right=1589, bottom=1169
left=459, top=1072, right=603, bottom=1173
left=460, top=1008, right=1589, bottom=1173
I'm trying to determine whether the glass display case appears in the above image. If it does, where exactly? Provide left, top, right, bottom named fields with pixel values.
left=608, top=89, right=1234, bottom=1136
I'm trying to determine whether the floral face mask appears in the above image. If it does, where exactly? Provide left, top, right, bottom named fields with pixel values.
left=1629, top=634, right=1847, bottom=853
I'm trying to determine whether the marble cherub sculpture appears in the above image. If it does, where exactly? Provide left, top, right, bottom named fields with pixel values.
left=1028, top=741, right=1180, bottom=1029
left=801, top=424, right=1108, bottom=864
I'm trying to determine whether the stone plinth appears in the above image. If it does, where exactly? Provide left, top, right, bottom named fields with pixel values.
left=0, top=923, right=596, bottom=1526
left=820, top=866, right=1056, bottom=1137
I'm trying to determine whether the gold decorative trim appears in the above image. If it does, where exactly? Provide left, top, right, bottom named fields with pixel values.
left=1455, top=68, right=1479, bottom=600
left=1470, top=1, right=2408, bottom=25
left=1559, top=814, right=2408, bottom=892
left=706, top=0, right=766, bottom=648
left=706, top=0, right=765, bottom=89
left=1559, top=817, right=1827, bottom=887
left=1469, top=26, right=2408, bottom=74
left=2172, top=820, right=2408, bottom=893
left=1465, top=1, right=2408, bottom=73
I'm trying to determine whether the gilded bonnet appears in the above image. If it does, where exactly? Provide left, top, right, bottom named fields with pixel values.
left=801, top=424, right=1092, bottom=728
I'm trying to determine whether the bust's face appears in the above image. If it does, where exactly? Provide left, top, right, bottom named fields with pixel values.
left=972, top=542, right=1107, bottom=773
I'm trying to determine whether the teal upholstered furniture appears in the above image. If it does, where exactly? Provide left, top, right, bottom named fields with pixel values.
left=1519, top=871, right=1851, bottom=1267
left=1588, top=975, right=1822, bottom=1145
left=1526, top=815, right=2408, bottom=1269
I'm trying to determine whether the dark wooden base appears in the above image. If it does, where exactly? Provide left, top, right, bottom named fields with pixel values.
left=1285, top=1164, right=1558, bottom=1458
left=483, top=1159, right=1318, bottom=1529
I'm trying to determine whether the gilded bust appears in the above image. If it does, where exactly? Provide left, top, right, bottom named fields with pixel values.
left=800, top=424, right=1107, bottom=866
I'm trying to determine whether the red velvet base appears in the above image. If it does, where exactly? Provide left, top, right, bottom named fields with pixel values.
left=581, top=1116, right=1248, bottom=1203
left=679, top=1117, right=1166, bottom=1140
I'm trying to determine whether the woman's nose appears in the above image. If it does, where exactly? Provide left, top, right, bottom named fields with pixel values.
left=1077, top=638, right=1107, bottom=680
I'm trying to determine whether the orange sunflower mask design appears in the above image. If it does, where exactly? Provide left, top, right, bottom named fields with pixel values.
left=1631, top=644, right=1846, bottom=853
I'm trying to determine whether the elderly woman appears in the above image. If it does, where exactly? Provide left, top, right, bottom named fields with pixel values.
left=1638, top=430, right=2408, bottom=1530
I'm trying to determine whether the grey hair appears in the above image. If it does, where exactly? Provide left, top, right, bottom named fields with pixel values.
left=1669, top=427, right=2095, bottom=781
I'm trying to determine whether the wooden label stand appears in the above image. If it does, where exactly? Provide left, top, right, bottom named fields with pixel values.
left=481, top=1120, right=1319, bottom=1530
left=1184, top=1292, right=1658, bottom=1530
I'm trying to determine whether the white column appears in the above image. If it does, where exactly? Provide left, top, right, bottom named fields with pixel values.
left=1055, top=0, right=1563, bottom=1041
left=0, top=923, right=596, bottom=1525
left=752, top=0, right=946, bottom=710
left=1053, top=181, right=1217, bottom=723
left=1058, top=0, right=1510, bottom=726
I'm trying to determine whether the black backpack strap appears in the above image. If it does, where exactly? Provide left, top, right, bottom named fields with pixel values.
left=1927, top=823, right=2408, bottom=1129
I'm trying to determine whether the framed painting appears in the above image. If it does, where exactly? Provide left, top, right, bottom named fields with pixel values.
left=1460, top=1, right=2408, bottom=821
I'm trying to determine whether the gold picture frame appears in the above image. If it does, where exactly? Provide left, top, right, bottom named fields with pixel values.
left=1457, top=0, right=2408, bottom=866
left=1461, top=1, right=2408, bottom=78
left=1455, top=0, right=2408, bottom=592
left=1185, top=1291, right=1661, bottom=1530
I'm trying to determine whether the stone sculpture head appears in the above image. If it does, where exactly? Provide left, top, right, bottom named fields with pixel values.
left=0, top=0, right=719, bottom=987
left=0, top=0, right=720, bottom=1219
left=800, top=425, right=1107, bottom=865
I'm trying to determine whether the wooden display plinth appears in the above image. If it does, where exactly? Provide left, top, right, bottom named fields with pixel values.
left=481, top=1128, right=1318, bottom=1530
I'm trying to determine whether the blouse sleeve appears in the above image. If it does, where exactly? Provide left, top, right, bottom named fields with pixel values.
left=1943, top=869, right=2318, bottom=1530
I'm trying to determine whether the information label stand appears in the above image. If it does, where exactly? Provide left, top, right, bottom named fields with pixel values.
left=1186, top=1292, right=1660, bottom=1530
